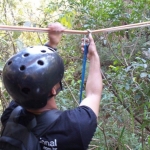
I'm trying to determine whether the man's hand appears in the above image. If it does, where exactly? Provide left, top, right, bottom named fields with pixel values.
left=81, top=33, right=98, bottom=60
left=48, top=22, right=65, bottom=48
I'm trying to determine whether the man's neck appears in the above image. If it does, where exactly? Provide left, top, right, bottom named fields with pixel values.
left=27, top=97, right=57, bottom=114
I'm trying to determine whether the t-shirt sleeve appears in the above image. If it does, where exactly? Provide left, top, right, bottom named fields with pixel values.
left=65, top=106, right=97, bottom=149
left=1, top=100, right=18, bottom=126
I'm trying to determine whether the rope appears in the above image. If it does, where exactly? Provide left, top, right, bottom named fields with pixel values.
left=0, top=21, right=150, bottom=34
left=79, top=35, right=89, bottom=103
left=1, top=21, right=150, bottom=103
left=79, top=44, right=88, bottom=103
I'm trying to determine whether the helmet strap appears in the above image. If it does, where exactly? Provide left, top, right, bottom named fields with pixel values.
left=60, top=81, right=63, bottom=90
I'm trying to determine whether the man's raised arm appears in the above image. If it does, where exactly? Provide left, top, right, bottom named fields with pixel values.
left=80, top=34, right=103, bottom=117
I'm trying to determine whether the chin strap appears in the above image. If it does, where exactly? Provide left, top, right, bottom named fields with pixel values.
left=44, top=43, right=57, bottom=51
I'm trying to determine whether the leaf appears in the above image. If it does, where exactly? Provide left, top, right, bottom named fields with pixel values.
left=135, top=57, right=146, bottom=63
left=16, top=39, right=24, bottom=50
left=103, top=39, right=107, bottom=45
left=141, top=119, right=150, bottom=129
left=125, top=83, right=130, bottom=90
left=83, top=24, right=90, bottom=28
left=143, top=64, right=148, bottom=68
left=125, top=66, right=132, bottom=72
left=61, top=106, right=67, bottom=111
left=148, top=136, right=150, bottom=146
left=119, top=126, right=125, bottom=141
left=23, top=21, right=32, bottom=27
left=61, top=99, right=66, bottom=105
left=12, top=31, right=21, bottom=39
left=140, top=72, right=147, bottom=78
left=134, top=94, right=141, bottom=101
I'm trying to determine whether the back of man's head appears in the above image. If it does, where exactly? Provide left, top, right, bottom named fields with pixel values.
left=2, top=46, right=64, bottom=109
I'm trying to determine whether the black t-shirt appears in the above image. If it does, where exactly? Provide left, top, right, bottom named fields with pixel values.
left=1, top=101, right=97, bottom=150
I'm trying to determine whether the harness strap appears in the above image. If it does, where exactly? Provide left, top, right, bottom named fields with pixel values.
left=1, top=106, right=62, bottom=138
left=33, top=109, right=62, bottom=137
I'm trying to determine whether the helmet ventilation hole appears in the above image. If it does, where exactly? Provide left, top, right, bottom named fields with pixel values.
left=20, top=65, right=26, bottom=71
left=24, top=53, right=29, bottom=57
left=8, top=61, right=12, bottom=65
left=37, top=60, right=44, bottom=65
left=41, top=50, right=46, bottom=53
left=22, top=87, right=30, bottom=94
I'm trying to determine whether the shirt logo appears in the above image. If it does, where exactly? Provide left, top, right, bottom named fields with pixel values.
left=39, top=138, right=57, bottom=150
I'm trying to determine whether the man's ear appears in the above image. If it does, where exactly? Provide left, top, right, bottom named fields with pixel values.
left=51, top=86, right=57, bottom=95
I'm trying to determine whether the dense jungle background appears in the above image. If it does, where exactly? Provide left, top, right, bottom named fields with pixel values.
left=0, top=0, right=150, bottom=149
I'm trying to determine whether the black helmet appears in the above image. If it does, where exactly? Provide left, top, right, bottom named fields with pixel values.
left=2, top=46, right=64, bottom=109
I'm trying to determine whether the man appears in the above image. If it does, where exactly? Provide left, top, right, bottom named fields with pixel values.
left=1, top=23, right=102, bottom=150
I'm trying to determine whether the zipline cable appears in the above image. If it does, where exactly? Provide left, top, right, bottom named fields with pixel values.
left=1, top=21, right=150, bottom=103
left=0, top=21, right=150, bottom=34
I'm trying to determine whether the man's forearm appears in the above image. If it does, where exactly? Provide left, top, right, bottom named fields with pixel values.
left=80, top=51, right=102, bottom=117
left=86, top=52, right=102, bottom=97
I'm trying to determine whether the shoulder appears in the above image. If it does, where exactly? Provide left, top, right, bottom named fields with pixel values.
left=63, top=105, right=97, bottom=119
left=60, top=106, right=97, bottom=130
